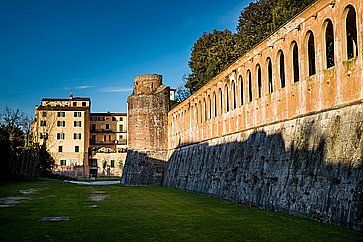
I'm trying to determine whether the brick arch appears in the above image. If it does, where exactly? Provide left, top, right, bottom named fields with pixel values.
left=290, top=41, right=300, bottom=83
left=342, top=4, right=359, bottom=60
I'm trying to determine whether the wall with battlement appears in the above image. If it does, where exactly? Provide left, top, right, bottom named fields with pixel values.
left=168, top=0, right=363, bottom=148
left=164, top=0, right=363, bottom=230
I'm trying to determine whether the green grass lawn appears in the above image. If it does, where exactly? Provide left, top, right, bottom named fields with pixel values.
left=0, top=179, right=361, bottom=241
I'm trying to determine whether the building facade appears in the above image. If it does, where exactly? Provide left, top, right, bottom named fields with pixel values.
left=33, top=96, right=91, bottom=177
left=89, top=112, right=128, bottom=177
left=33, top=95, right=128, bottom=178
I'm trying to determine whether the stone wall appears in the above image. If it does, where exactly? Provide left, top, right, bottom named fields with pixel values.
left=164, top=102, right=363, bottom=230
left=121, top=151, right=168, bottom=186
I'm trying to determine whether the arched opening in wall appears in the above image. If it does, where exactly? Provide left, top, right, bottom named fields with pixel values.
left=344, top=5, right=358, bottom=60
left=203, top=98, right=206, bottom=122
left=239, top=75, right=244, bottom=105
left=198, top=101, right=202, bottom=124
left=291, top=41, right=300, bottom=83
left=232, top=81, right=236, bottom=109
left=256, top=64, right=262, bottom=98
left=278, top=50, right=286, bottom=88
left=324, top=19, right=335, bottom=68
left=194, top=104, right=198, bottom=124
left=213, top=92, right=217, bottom=117
left=306, top=31, right=316, bottom=76
left=219, top=88, right=223, bottom=115
left=247, top=70, right=252, bottom=102
left=208, top=95, right=211, bottom=120
left=224, top=85, right=229, bottom=112
left=267, top=58, right=273, bottom=93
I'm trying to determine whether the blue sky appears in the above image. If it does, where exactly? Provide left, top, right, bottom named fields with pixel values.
left=0, top=0, right=252, bottom=115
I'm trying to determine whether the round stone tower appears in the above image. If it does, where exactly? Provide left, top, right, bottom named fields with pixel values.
left=134, top=74, right=162, bottom=95
left=121, top=74, right=170, bottom=186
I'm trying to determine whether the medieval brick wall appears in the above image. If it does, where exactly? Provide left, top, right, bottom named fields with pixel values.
left=164, top=0, right=363, bottom=230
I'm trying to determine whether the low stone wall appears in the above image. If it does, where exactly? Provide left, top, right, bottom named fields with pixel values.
left=164, top=102, right=363, bottom=230
left=121, top=150, right=168, bottom=186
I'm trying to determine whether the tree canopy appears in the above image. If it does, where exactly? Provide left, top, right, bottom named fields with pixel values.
left=183, top=0, right=315, bottom=95
left=185, top=30, right=240, bottom=94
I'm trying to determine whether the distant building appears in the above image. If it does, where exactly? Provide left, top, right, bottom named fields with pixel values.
left=33, top=95, right=128, bottom=178
left=89, top=112, right=128, bottom=178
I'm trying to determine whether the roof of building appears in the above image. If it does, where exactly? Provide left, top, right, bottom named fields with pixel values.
left=36, top=106, right=89, bottom=111
left=91, top=112, right=127, bottom=116
left=41, top=97, right=91, bottom=102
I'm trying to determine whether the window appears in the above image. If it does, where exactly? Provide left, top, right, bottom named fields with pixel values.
left=307, top=31, right=316, bottom=76
left=203, top=99, right=206, bottom=121
left=75, top=146, right=79, bottom=152
left=91, top=124, right=96, bottom=132
left=57, top=112, right=65, bottom=117
left=58, top=146, right=63, bottom=152
left=119, top=124, right=124, bottom=132
left=108, top=135, right=111, bottom=141
left=73, top=102, right=77, bottom=107
left=97, top=117, right=105, bottom=121
left=91, top=135, right=96, bottom=144
left=256, top=65, right=262, bottom=98
left=60, top=160, right=66, bottom=166
left=57, top=133, right=65, bottom=140
left=40, top=120, right=46, bottom=127
left=278, top=50, right=286, bottom=88
left=239, top=75, right=244, bottom=105
left=292, top=42, right=300, bottom=83
left=110, top=160, right=115, bottom=168
left=208, top=95, right=211, bottom=119
left=232, top=81, right=236, bottom=109
left=105, top=124, right=110, bottom=129
left=219, top=89, right=223, bottom=115
left=82, top=102, right=87, bottom=107
left=57, top=121, right=65, bottom=127
left=345, top=5, right=358, bottom=60
left=74, top=133, right=81, bottom=140
left=74, top=121, right=82, bottom=127
left=119, top=117, right=123, bottom=121
left=74, top=112, right=81, bottom=117
left=41, top=111, right=47, bottom=117
left=248, top=70, right=252, bottom=102
left=112, top=117, right=116, bottom=121
left=40, top=133, right=48, bottom=139
left=213, top=92, right=217, bottom=117
left=225, top=85, right=229, bottom=112
left=104, top=135, right=106, bottom=142
left=119, top=135, right=123, bottom=140
left=324, top=19, right=335, bottom=68
left=267, top=58, right=273, bottom=93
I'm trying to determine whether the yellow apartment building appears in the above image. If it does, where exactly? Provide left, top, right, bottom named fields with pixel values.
left=33, top=95, right=128, bottom=178
left=33, top=95, right=91, bottom=178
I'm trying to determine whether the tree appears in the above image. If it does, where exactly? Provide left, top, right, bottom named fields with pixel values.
left=186, top=29, right=240, bottom=94
left=182, top=0, right=315, bottom=96
left=37, top=145, right=55, bottom=176
left=236, top=0, right=274, bottom=55
left=0, top=107, right=55, bottom=180
left=236, top=0, right=315, bottom=54
left=174, top=75, right=191, bottom=103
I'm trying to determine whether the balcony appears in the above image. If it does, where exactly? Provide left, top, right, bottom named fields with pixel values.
left=91, top=129, right=114, bottom=133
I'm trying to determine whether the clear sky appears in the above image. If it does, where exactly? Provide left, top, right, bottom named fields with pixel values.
left=0, top=0, right=252, bottom=115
